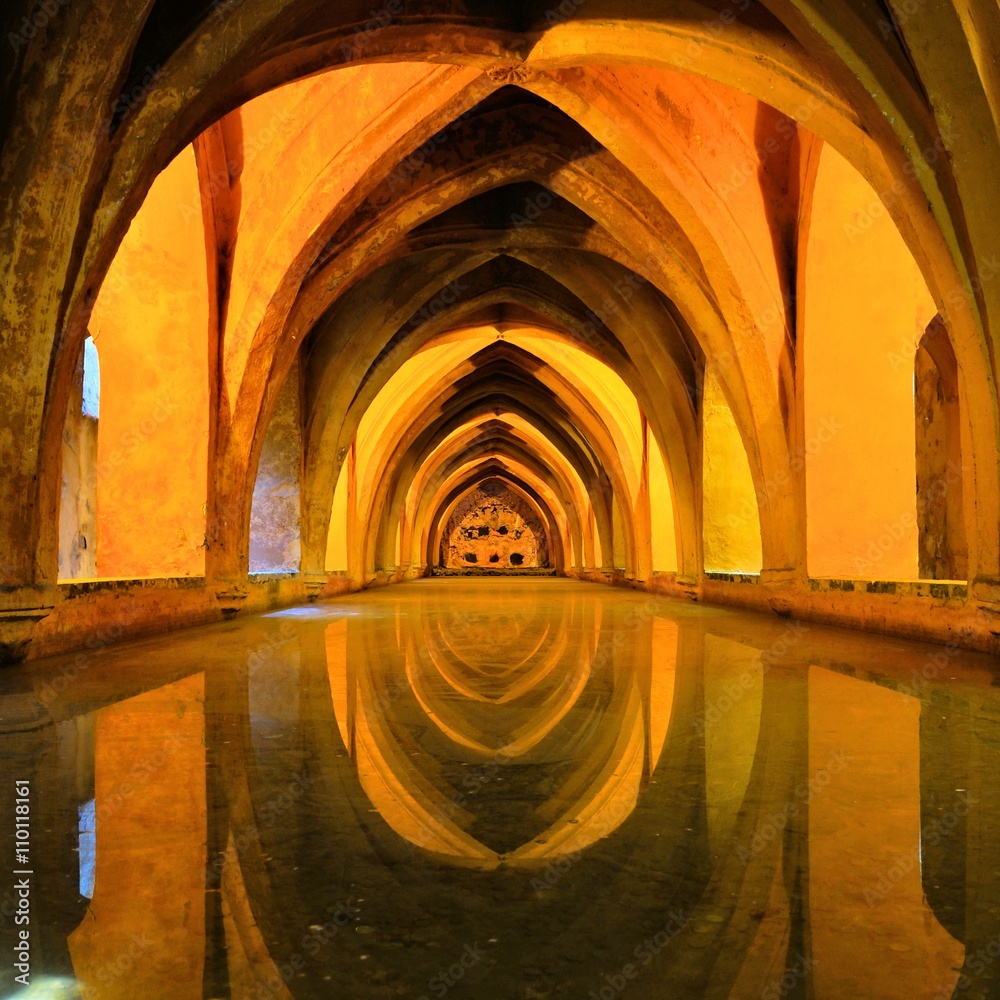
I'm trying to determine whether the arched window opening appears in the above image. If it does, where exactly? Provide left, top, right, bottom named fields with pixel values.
left=82, top=337, right=100, bottom=419
left=915, top=317, right=968, bottom=581
left=78, top=798, right=96, bottom=899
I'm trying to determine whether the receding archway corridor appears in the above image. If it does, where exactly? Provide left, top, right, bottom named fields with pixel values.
left=3, top=0, right=1000, bottom=662
left=3, top=578, right=1000, bottom=998
left=4, top=1, right=1000, bottom=997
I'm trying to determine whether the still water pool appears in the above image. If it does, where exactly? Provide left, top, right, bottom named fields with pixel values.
left=2, top=579, right=998, bottom=999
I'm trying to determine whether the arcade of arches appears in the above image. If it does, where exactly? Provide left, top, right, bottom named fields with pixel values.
left=3, top=0, right=1000, bottom=662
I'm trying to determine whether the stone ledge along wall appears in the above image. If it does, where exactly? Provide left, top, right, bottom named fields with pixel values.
left=442, top=480, right=548, bottom=569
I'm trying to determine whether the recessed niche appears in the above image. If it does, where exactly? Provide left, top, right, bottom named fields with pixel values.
left=442, top=479, right=548, bottom=569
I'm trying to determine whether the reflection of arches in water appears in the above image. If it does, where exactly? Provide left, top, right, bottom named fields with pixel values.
left=429, top=609, right=557, bottom=689
left=426, top=615, right=560, bottom=697
left=17, top=586, right=994, bottom=998
left=210, top=625, right=992, bottom=999
left=67, top=674, right=208, bottom=995
left=352, top=644, right=645, bottom=865
left=219, top=612, right=714, bottom=996
left=406, top=618, right=579, bottom=752
left=323, top=592, right=680, bottom=866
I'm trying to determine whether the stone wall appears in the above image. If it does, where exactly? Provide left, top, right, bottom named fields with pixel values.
left=442, top=481, right=548, bottom=570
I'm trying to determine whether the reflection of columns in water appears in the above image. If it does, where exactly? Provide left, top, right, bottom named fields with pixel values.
left=203, top=662, right=231, bottom=999
left=0, top=698, right=94, bottom=991
left=204, top=618, right=315, bottom=999
left=921, top=688, right=1000, bottom=999
left=920, top=690, right=969, bottom=946
left=66, top=674, right=208, bottom=999
left=631, top=623, right=815, bottom=1000
left=703, top=638, right=813, bottom=1000
left=962, top=707, right=1000, bottom=999
left=807, top=667, right=963, bottom=999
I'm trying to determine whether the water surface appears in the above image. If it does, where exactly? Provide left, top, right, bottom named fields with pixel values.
left=2, top=579, right=999, bottom=999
